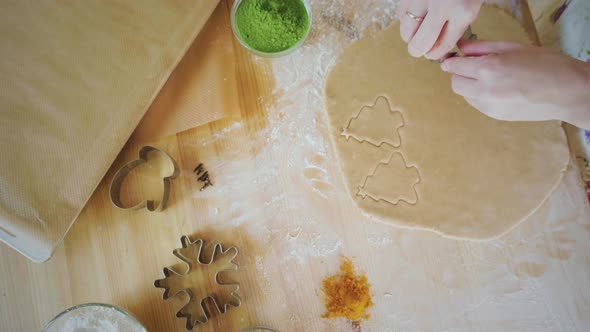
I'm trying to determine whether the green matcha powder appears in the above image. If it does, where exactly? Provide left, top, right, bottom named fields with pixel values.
left=236, top=0, right=310, bottom=53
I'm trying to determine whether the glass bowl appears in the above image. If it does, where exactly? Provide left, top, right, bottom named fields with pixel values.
left=230, top=0, right=312, bottom=57
left=42, top=303, right=146, bottom=332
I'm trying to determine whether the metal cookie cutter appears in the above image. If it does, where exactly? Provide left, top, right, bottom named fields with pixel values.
left=438, top=25, right=478, bottom=62
left=154, top=236, right=241, bottom=330
left=109, top=146, right=179, bottom=212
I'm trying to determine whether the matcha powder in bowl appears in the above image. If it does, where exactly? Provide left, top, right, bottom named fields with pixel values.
left=231, top=0, right=311, bottom=56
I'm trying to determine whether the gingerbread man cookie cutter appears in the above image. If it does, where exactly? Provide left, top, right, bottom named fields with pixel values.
left=109, top=146, right=179, bottom=212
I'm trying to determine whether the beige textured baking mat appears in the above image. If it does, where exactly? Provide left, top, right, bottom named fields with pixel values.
left=0, top=0, right=220, bottom=262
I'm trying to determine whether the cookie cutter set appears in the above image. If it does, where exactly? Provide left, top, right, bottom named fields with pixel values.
left=109, top=147, right=272, bottom=329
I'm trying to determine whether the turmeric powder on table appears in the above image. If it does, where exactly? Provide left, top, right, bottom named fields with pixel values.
left=321, top=257, right=373, bottom=321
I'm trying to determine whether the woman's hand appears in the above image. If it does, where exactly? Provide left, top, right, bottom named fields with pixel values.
left=397, top=0, right=484, bottom=60
left=441, top=40, right=590, bottom=129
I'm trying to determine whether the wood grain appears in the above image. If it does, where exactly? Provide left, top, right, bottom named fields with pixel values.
left=2, top=1, right=590, bottom=332
left=132, top=0, right=238, bottom=142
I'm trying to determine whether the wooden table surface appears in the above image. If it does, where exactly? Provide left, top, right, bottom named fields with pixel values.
left=3, top=1, right=590, bottom=331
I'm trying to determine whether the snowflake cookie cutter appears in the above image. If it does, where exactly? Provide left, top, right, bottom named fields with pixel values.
left=109, top=145, right=179, bottom=212
left=154, top=236, right=241, bottom=330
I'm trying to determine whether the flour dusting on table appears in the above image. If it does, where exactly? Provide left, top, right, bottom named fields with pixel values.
left=189, top=1, right=590, bottom=331
left=192, top=0, right=399, bottom=263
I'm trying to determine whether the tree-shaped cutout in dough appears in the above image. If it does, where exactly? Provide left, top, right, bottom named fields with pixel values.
left=357, top=152, right=421, bottom=205
left=341, top=96, right=405, bottom=147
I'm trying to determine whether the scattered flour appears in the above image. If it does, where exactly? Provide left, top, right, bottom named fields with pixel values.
left=367, top=232, right=394, bottom=246
left=199, top=121, right=243, bottom=146
left=185, top=2, right=590, bottom=331
left=190, top=0, right=399, bottom=264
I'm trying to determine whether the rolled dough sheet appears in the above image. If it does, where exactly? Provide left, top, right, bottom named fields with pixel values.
left=325, top=6, right=570, bottom=240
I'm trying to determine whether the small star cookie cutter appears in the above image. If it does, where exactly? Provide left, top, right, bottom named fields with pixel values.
left=109, top=145, right=179, bottom=212
left=154, top=236, right=241, bottom=330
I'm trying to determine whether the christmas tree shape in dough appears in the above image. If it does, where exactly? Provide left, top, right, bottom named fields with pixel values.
left=358, top=152, right=420, bottom=205
left=341, top=96, right=404, bottom=147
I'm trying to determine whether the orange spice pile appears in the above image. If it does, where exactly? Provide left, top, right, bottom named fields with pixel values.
left=321, top=257, right=373, bottom=321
